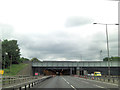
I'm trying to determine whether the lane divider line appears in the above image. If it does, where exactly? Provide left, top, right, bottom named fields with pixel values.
left=70, top=85, right=77, bottom=90
left=62, top=77, right=76, bottom=90
left=94, top=84, right=104, bottom=88
left=66, top=81, right=70, bottom=84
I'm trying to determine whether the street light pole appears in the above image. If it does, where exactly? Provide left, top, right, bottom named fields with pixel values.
left=10, top=55, right=12, bottom=73
left=80, top=54, right=82, bottom=76
left=105, top=24, right=110, bottom=79
left=93, top=23, right=119, bottom=80
left=9, top=49, right=19, bottom=73
left=4, top=52, right=8, bottom=69
left=100, top=50, right=102, bottom=60
left=4, top=56, right=5, bottom=69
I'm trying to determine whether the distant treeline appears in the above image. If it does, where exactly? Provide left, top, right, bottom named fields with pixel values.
left=103, top=57, right=120, bottom=61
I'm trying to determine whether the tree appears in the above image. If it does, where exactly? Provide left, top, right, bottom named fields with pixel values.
left=30, top=58, right=40, bottom=62
left=20, top=57, right=29, bottom=63
left=103, top=57, right=120, bottom=61
left=2, top=39, right=21, bottom=68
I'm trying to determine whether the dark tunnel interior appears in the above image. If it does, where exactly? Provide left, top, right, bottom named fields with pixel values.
left=33, top=67, right=77, bottom=76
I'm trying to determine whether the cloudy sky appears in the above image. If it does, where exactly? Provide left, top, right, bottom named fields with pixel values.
left=0, top=0, right=119, bottom=61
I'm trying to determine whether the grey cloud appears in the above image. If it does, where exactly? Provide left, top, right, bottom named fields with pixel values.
left=14, top=28, right=118, bottom=61
left=16, top=32, right=90, bottom=60
left=0, top=24, right=14, bottom=39
left=90, top=31, right=118, bottom=58
left=65, top=16, right=93, bottom=27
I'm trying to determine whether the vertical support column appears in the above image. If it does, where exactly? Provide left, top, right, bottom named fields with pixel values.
left=0, top=40, right=2, bottom=90
left=118, top=1, right=120, bottom=89
left=76, top=67, right=80, bottom=76
left=83, top=70, right=88, bottom=76
left=19, top=87, right=22, bottom=90
left=70, top=68, right=72, bottom=75
left=80, top=67, right=83, bottom=75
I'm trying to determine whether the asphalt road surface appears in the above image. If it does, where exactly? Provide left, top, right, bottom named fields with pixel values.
left=32, top=76, right=119, bottom=90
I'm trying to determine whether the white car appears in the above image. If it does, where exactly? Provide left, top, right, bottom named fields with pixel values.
left=91, top=73, right=94, bottom=76
left=87, top=74, right=91, bottom=76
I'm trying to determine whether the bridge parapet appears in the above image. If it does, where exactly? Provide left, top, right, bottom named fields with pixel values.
left=32, top=61, right=120, bottom=67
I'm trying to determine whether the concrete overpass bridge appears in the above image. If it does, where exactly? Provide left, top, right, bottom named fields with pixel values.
left=32, top=61, right=120, bottom=75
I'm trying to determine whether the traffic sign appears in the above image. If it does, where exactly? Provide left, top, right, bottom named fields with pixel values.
left=0, top=70, right=4, bottom=74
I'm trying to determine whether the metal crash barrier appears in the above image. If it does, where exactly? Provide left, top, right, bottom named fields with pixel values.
left=79, top=75, right=119, bottom=84
left=2, top=75, right=53, bottom=90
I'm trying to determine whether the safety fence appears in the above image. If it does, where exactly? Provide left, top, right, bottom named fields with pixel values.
left=79, top=75, right=119, bottom=84
left=1, top=75, right=52, bottom=90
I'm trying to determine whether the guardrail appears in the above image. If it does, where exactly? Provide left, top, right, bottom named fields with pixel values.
left=2, top=76, right=37, bottom=87
left=0, top=75, right=31, bottom=83
left=79, top=75, right=119, bottom=84
left=2, top=75, right=53, bottom=90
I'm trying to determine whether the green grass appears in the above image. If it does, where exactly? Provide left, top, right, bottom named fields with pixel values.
left=3, top=63, right=28, bottom=76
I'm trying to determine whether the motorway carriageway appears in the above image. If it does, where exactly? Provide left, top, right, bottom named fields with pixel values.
left=32, top=76, right=119, bottom=89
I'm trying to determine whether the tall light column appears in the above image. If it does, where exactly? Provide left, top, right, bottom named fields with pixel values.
left=93, top=23, right=119, bottom=79
left=4, top=52, right=8, bottom=69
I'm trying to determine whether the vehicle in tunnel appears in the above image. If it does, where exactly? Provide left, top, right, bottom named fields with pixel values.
left=94, top=71, right=102, bottom=76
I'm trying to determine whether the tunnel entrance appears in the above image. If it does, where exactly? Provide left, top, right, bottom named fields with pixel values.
left=33, top=67, right=76, bottom=76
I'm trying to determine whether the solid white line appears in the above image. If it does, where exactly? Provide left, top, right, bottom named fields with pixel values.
left=94, top=84, right=104, bottom=88
left=62, top=77, right=69, bottom=84
left=66, top=81, right=70, bottom=84
left=62, top=77, right=77, bottom=90
left=62, top=77, right=67, bottom=81
left=70, top=85, right=77, bottom=90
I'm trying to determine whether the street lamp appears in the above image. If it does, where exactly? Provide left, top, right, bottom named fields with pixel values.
left=80, top=54, right=82, bottom=76
left=10, top=49, right=19, bottom=73
left=4, top=52, right=8, bottom=69
left=93, top=23, right=119, bottom=80
left=100, top=50, right=102, bottom=60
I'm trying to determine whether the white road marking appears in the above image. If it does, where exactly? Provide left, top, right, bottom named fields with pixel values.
left=70, top=85, right=77, bottom=90
left=62, top=77, right=69, bottom=84
left=94, top=84, right=104, bottom=88
left=66, top=81, right=70, bottom=84
left=62, top=77, right=76, bottom=90
left=62, top=77, right=67, bottom=82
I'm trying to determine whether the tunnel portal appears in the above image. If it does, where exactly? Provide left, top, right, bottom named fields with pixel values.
left=33, top=67, right=77, bottom=76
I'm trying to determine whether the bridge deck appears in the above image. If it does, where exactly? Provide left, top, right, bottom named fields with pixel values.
left=32, top=61, right=119, bottom=67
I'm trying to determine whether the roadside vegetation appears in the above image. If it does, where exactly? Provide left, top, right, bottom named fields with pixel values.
left=103, top=57, right=120, bottom=61
left=3, top=63, right=28, bottom=76
left=1, top=39, right=40, bottom=76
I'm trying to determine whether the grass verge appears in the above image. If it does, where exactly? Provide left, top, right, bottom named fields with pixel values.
left=3, top=63, right=28, bottom=76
